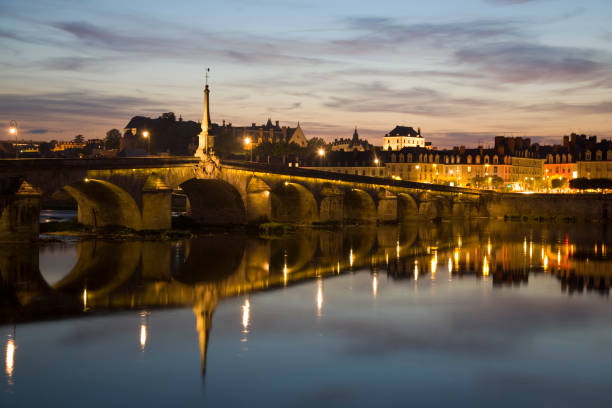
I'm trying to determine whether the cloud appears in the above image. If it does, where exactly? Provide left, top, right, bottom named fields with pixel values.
left=520, top=100, right=612, bottom=114
left=38, top=56, right=109, bottom=71
left=0, top=91, right=162, bottom=119
left=455, top=42, right=611, bottom=83
left=330, top=18, right=522, bottom=53
left=323, top=81, right=502, bottom=116
left=45, top=21, right=332, bottom=67
left=26, top=128, right=49, bottom=134
left=487, top=0, right=540, bottom=4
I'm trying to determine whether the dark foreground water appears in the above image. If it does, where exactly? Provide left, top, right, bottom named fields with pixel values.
left=1, top=220, right=611, bottom=407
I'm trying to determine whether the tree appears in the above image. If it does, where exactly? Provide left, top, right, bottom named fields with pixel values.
left=105, top=129, right=121, bottom=150
left=550, top=177, right=567, bottom=189
left=73, top=134, right=84, bottom=143
left=160, top=112, right=176, bottom=122
left=569, top=178, right=612, bottom=190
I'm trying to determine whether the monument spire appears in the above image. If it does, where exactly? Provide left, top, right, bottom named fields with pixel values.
left=196, top=68, right=212, bottom=157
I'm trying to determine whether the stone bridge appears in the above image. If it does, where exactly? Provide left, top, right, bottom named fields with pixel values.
left=0, top=156, right=488, bottom=241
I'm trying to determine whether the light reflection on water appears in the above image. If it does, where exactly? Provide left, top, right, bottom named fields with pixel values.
left=1, top=220, right=611, bottom=407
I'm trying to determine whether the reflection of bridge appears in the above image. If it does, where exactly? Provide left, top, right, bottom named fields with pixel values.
left=1, top=221, right=610, bottom=375
left=0, top=155, right=490, bottom=241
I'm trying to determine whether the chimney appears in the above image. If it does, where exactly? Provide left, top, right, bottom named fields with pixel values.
left=459, top=145, right=465, bottom=155
left=275, top=120, right=279, bottom=127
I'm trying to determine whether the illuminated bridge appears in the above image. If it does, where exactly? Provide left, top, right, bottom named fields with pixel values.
left=1, top=155, right=609, bottom=241
left=0, top=155, right=490, bottom=241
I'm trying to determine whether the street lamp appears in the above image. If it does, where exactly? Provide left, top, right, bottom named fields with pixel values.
left=318, top=148, right=325, bottom=166
left=142, top=130, right=150, bottom=155
left=8, top=120, right=18, bottom=140
left=374, top=158, right=379, bottom=166
left=244, top=137, right=252, bottom=162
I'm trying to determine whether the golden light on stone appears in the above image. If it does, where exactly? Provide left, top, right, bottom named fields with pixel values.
left=483, top=256, right=489, bottom=277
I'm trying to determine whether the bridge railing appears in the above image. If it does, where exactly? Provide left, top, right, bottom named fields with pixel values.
left=221, top=159, right=483, bottom=195
left=0, top=156, right=200, bottom=171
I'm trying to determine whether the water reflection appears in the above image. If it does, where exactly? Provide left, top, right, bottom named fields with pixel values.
left=316, top=279, right=324, bottom=317
left=5, top=332, right=15, bottom=385
left=139, top=311, right=149, bottom=351
left=0, top=220, right=611, bottom=378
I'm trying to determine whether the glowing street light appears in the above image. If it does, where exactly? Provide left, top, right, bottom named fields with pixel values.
left=8, top=120, right=18, bottom=139
left=318, top=147, right=325, bottom=166
left=142, top=130, right=150, bottom=155
left=244, top=137, right=252, bottom=162
left=374, top=158, right=379, bottom=166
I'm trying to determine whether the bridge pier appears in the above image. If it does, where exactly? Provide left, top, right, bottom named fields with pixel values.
left=246, top=177, right=271, bottom=223
left=319, top=184, right=343, bottom=223
left=141, top=176, right=172, bottom=230
left=0, top=180, right=41, bottom=242
left=376, top=189, right=398, bottom=223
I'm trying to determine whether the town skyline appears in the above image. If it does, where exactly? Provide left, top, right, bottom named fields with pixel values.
left=1, top=0, right=611, bottom=146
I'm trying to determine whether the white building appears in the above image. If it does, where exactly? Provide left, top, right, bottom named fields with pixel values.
left=383, top=126, right=425, bottom=150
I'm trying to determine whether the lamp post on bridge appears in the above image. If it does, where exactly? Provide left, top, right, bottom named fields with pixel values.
left=8, top=121, right=18, bottom=158
left=318, top=147, right=325, bottom=167
left=8, top=121, right=18, bottom=140
left=142, top=130, right=150, bottom=155
left=244, top=137, right=252, bottom=162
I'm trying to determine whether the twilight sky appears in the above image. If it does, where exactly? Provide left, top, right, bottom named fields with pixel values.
left=1, top=0, right=611, bottom=147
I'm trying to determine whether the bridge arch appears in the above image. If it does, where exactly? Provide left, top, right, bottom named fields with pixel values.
left=63, top=179, right=142, bottom=229
left=173, top=235, right=246, bottom=283
left=270, top=182, right=318, bottom=224
left=418, top=199, right=442, bottom=221
left=180, top=178, right=246, bottom=225
left=246, top=176, right=271, bottom=223
left=398, top=193, right=419, bottom=221
left=344, top=188, right=376, bottom=223
left=53, top=240, right=142, bottom=298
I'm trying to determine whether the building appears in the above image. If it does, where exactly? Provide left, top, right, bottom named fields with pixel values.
left=331, top=128, right=372, bottom=152
left=240, top=119, right=307, bottom=147
left=121, top=113, right=200, bottom=156
left=301, top=150, right=384, bottom=178
left=51, top=141, right=86, bottom=151
left=383, top=126, right=425, bottom=150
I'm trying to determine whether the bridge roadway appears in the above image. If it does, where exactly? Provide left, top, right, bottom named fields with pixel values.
left=0, top=156, right=489, bottom=241
left=0, top=156, right=609, bottom=241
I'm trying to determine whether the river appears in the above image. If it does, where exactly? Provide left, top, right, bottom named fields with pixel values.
left=1, top=219, right=611, bottom=407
